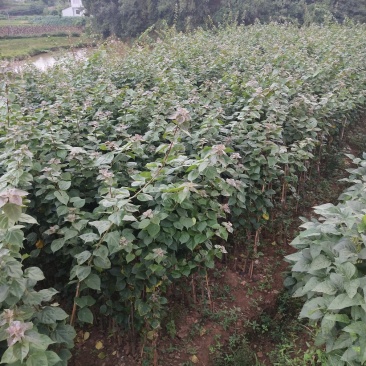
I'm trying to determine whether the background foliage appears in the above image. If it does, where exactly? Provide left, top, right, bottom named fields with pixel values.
left=82, top=0, right=366, bottom=38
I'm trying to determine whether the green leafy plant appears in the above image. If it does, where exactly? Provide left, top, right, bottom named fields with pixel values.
left=286, top=153, right=366, bottom=365
left=0, top=189, right=75, bottom=364
left=1, top=21, right=366, bottom=364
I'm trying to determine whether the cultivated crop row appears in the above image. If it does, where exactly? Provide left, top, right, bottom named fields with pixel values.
left=0, top=23, right=366, bottom=365
left=0, top=25, right=82, bottom=38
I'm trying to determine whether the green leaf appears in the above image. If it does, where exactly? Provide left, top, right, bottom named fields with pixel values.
left=89, top=220, right=111, bottom=235
left=84, top=273, right=101, bottom=290
left=328, top=293, right=364, bottom=310
left=122, top=214, right=137, bottom=222
left=267, top=156, right=277, bottom=167
left=126, top=253, right=135, bottom=263
left=54, top=191, right=69, bottom=205
left=3, top=203, right=22, bottom=222
left=75, top=265, right=91, bottom=281
left=180, top=217, right=196, bottom=229
left=179, top=232, right=190, bottom=244
left=299, top=228, right=321, bottom=238
left=56, top=205, right=69, bottom=216
left=339, top=262, right=356, bottom=280
left=194, top=233, right=207, bottom=245
left=70, top=197, right=86, bottom=208
left=299, top=297, right=325, bottom=320
left=13, top=341, right=30, bottom=362
left=58, top=180, right=71, bottom=191
left=5, top=229, right=24, bottom=247
left=324, top=314, right=350, bottom=324
left=38, top=288, right=58, bottom=302
left=310, top=254, right=331, bottom=271
left=188, top=169, right=200, bottom=181
left=312, top=281, right=337, bottom=295
left=45, top=351, right=61, bottom=366
left=74, top=251, right=92, bottom=265
left=78, top=307, right=94, bottom=324
left=104, top=231, right=121, bottom=255
left=147, top=223, right=160, bottom=237
left=0, top=284, right=10, bottom=302
left=51, top=238, right=65, bottom=252
left=50, top=324, right=75, bottom=348
left=0, top=214, right=9, bottom=230
left=19, top=213, right=38, bottom=224
left=332, top=333, right=353, bottom=351
left=1, top=346, right=17, bottom=364
left=138, top=219, right=151, bottom=229
left=345, top=278, right=360, bottom=299
left=24, top=331, right=54, bottom=350
left=343, top=321, right=366, bottom=336
left=7, top=261, right=23, bottom=278
left=93, top=245, right=108, bottom=258
left=186, top=240, right=197, bottom=251
left=137, top=301, right=150, bottom=316
left=96, top=152, right=114, bottom=165
left=75, top=295, right=96, bottom=308
left=177, top=188, right=190, bottom=203
left=24, top=267, right=45, bottom=281
left=79, top=232, right=100, bottom=243
left=63, top=229, right=78, bottom=241
left=37, top=306, right=69, bottom=324
left=137, top=193, right=153, bottom=201
left=93, top=256, right=111, bottom=269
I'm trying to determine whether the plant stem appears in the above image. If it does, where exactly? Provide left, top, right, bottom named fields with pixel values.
left=70, top=281, right=80, bottom=326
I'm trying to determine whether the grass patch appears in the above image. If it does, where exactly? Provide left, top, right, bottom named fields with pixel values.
left=0, top=35, right=93, bottom=59
left=0, top=18, right=31, bottom=26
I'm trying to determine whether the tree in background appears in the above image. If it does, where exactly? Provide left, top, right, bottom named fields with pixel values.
left=83, top=0, right=366, bottom=39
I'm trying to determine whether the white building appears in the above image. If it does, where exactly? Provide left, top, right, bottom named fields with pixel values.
left=62, top=0, right=85, bottom=17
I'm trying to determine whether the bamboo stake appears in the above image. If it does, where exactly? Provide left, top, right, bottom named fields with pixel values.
left=250, top=228, right=260, bottom=279
left=205, top=272, right=214, bottom=312
left=70, top=281, right=80, bottom=326
left=191, top=274, right=197, bottom=304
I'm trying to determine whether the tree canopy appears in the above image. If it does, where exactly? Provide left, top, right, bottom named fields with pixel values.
left=83, top=0, right=366, bottom=38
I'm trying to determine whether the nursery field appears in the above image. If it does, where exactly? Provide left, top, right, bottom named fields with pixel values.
left=1, top=23, right=366, bottom=366
left=0, top=24, right=82, bottom=37
left=0, top=16, right=90, bottom=60
left=0, top=36, right=90, bottom=60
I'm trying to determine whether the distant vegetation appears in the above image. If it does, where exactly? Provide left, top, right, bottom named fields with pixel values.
left=83, top=0, right=366, bottom=38
left=0, top=1, right=92, bottom=59
left=0, top=0, right=69, bottom=17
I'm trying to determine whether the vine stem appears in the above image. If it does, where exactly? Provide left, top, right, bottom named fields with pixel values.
left=191, top=274, right=197, bottom=304
left=5, top=82, right=10, bottom=128
left=249, top=228, right=260, bottom=280
left=205, top=271, right=214, bottom=312
left=70, top=281, right=80, bottom=326
left=281, top=164, right=288, bottom=208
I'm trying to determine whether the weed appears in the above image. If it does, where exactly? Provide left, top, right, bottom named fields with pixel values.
left=161, top=343, right=179, bottom=354
left=211, top=282, right=235, bottom=301
left=186, top=345, right=198, bottom=355
left=211, top=335, right=258, bottom=366
left=166, top=319, right=176, bottom=339
left=204, top=306, right=243, bottom=331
